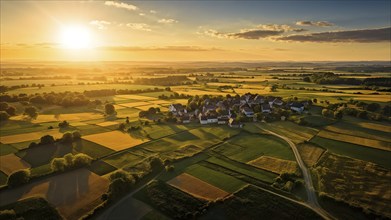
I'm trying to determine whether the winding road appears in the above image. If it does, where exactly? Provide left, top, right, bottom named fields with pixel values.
left=255, top=123, right=334, bottom=220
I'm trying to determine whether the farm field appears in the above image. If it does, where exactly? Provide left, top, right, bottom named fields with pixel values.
left=297, top=143, right=325, bottom=167
left=168, top=173, right=230, bottom=200
left=0, top=168, right=109, bottom=219
left=82, top=130, right=150, bottom=151
left=313, top=153, right=391, bottom=218
left=0, top=153, right=30, bottom=175
left=0, top=129, right=63, bottom=144
left=248, top=156, right=298, bottom=175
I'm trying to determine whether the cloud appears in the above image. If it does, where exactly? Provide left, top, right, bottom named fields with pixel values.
left=125, top=23, right=151, bottom=31
left=99, top=45, right=222, bottom=52
left=139, top=13, right=145, bottom=16
left=158, top=18, right=178, bottom=24
left=90, top=20, right=111, bottom=29
left=229, top=29, right=284, bottom=39
left=150, top=10, right=157, bottom=14
left=104, top=1, right=138, bottom=11
left=296, top=20, right=334, bottom=27
left=278, top=27, right=391, bottom=43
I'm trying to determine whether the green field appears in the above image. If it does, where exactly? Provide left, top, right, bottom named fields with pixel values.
left=0, top=171, right=7, bottom=186
left=89, top=160, right=117, bottom=176
left=205, top=157, right=277, bottom=183
left=310, top=136, right=391, bottom=169
left=73, top=139, right=114, bottom=159
left=214, top=133, right=295, bottom=162
left=260, top=121, right=319, bottom=144
left=185, top=164, right=247, bottom=193
left=103, top=151, right=147, bottom=169
left=0, top=143, right=18, bottom=156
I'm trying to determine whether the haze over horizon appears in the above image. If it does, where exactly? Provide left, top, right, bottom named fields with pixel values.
left=1, top=0, right=390, bottom=62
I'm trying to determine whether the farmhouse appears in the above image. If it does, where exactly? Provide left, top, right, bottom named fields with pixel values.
left=207, top=116, right=218, bottom=124
left=169, top=103, right=186, bottom=116
left=241, top=106, right=254, bottom=117
left=290, top=102, right=305, bottom=113
left=261, top=103, right=272, bottom=113
left=199, top=115, right=208, bottom=124
left=181, top=115, right=191, bottom=123
left=229, top=118, right=243, bottom=128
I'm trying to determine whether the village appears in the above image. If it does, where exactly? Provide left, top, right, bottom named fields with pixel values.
left=168, top=93, right=307, bottom=127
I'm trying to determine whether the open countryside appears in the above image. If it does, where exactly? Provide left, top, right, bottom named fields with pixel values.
left=1, top=1, right=390, bottom=220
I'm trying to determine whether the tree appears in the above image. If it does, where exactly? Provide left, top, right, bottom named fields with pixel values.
left=0, top=102, right=8, bottom=111
left=149, top=157, right=163, bottom=172
left=321, top=109, right=330, bottom=117
left=357, top=111, right=368, bottom=119
left=73, top=153, right=92, bottom=167
left=0, top=111, right=10, bottom=121
left=313, top=98, right=317, bottom=103
left=107, top=170, right=135, bottom=202
left=72, top=131, right=82, bottom=139
left=61, top=132, right=73, bottom=143
left=64, top=153, right=74, bottom=167
left=118, top=123, right=126, bottom=131
left=148, top=107, right=156, bottom=115
left=0, top=210, right=16, bottom=220
left=7, top=169, right=30, bottom=187
left=139, top=111, right=147, bottom=118
left=58, top=120, right=69, bottom=128
left=333, top=110, right=343, bottom=120
left=40, top=135, right=55, bottom=145
left=270, top=84, right=278, bottom=92
left=126, top=117, right=130, bottom=124
left=303, top=76, right=311, bottom=82
left=366, top=103, right=381, bottom=112
left=105, top=104, right=116, bottom=115
left=5, top=106, right=16, bottom=116
left=24, top=106, right=38, bottom=119
left=51, top=158, right=66, bottom=172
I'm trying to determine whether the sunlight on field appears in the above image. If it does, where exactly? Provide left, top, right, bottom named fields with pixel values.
left=116, top=95, right=157, bottom=101
left=0, top=130, right=63, bottom=144
left=96, top=121, right=119, bottom=127
left=248, top=156, right=298, bottom=174
left=118, top=101, right=152, bottom=108
left=82, top=131, right=149, bottom=151
left=0, top=154, right=30, bottom=175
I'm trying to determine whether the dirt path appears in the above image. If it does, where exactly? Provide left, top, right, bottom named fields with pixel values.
left=255, top=123, right=334, bottom=220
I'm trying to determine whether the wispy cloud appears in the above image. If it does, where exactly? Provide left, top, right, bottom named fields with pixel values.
left=125, top=23, right=152, bottom=31
left=278, top=27, right=391, bottom=43
left=104, top=1, right=138, bottom=11
left=296, top=20, right=334, bottom=27
left=230, top=29, right=284, bottom=39
left=90, top=20, right=111, bottom=30
left=158, top=18, right=178, bottom=24
left=150, top=10, right=157, bottom=14
left=99, top=45, right=222, bottom=52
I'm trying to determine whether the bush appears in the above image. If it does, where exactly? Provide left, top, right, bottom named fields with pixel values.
left=51, top=158, right=66, bottom=172
left=7, top=169, right=30, bottom=187
left=64, top=153, right=74, bottom=167
left=107, top=170, right=135, bottom=202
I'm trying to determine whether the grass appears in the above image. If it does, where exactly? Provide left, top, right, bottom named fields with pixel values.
left=142, top=210, right=170, bottom=220
left=310, top=136, right=391, bottom=169
left=73, top=139, right=115, bottom=159
left=141, top=124, right=187, bottom=139
left=248, top=156, right=298, bottom=175
left=214, top=133, right=295, bottom=163
left=259, top=121, right=318, bottom=144
left=103, top=151, right=147, bottom=169
left=314, top=152, right=391, bottom=219
left=0, top=171, right=7, bottom=186
left=168, top=173, right=230, bottom=200
left=200, top=185, right=322, bottom=220
left=317, top=130, right=390, bottom=151
left=76, top=124, right=111, bottom=136
left=30, top=163, right=52, bottom=177
left=303, top=115, right=335, bottom=127
left=205, top=157, right=277, bottom=183
left=89, top=160, right=117, bottom=176
left=0, top=143, right=18, bottom=156
left=297, top=143, right=325, bottom=167
left=16, top=143, right=72, bottom=168
left=185, top=164, right=247, bottom=193
left=0, top=154, right=31, bottom=175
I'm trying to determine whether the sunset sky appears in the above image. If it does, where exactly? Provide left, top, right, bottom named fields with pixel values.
left=1, top=0, right=390, bottom=61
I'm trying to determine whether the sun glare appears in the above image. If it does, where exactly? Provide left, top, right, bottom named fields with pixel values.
left=60, top=25, right=91, bottom=49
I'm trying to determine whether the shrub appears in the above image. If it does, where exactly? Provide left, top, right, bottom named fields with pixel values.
left=7, top=169, right=30, bottom=187
left=64, top=153, right=74, bottom=167
left=149, top=157, right=163, bottom=172
left=165, top=165, right=175, bottom=172
left=51, top=158, right=66, bottom=172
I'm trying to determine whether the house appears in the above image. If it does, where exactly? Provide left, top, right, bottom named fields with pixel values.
left=290, top=102, right=305, bottom=113
left=273, top=98, right=284, bottom=106
left=207, top=116, right=218, bottom=124
left=241, top=107, right=254, bottom=117
left=217, top=116, right=229, bottom=124
left=228, top=118, right=243, bottom=128
left=199, top=115, right=208, bottom=124
left=203, top=104, right=216, bottom=113
left=169, top=104, right=185, bottom=116
left=253, top=95, right=265, bottom=105
left=181, top=115, right=191, bottom=124
left=261, top=103, right=271, bottom=113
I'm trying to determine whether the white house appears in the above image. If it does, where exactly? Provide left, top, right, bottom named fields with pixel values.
left=241, top=107, right=254, bottom=117
left=169, top=104, right=186, bottom=116
left=199, top=115, right=208, bottom=125
left=207, top=116, right=218, bottom=124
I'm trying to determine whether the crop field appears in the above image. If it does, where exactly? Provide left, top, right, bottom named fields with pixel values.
left=103, top=151, right=147, bottom=169
left=116, top=94, right=157, bottom=101
left=168, top=173, right=230, bottom=200
left=259, top=121, right=319, bottom=144
left=297, top=143, right=325, bottom=167
left=214, top=133, right=295, bottom=162
left=248, top=156, right=298, bottom=175
left=0, top=168, right=109, bottom=219
left=317, top=130, right=391, bottom=151
left=141, top=124, right=187, bottom=139
left=96, top=121, right=119, bottom=127
left=185, top=164, right=247, bottom=193
left=0, top=153, right=30, bottom=175
left=314, top=153, right=391, bottom=218
left=82, top=130, right=150, bottom=151
left=0, top=143, right=18, bottom=156
left=118, top=101, right=152, bottom=108
left=73, top=139, right=115, bottom=159
left=16, top=143, right=73, bottom=167
left=0, top=129, right=63, bottom=144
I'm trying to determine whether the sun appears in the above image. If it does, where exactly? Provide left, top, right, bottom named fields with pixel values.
left=59, top=25, right=91, bottom=49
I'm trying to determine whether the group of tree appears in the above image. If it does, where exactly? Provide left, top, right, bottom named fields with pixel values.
left=7, top=169, right=30, bottom=188
left=307, top=72, right=391, bottom=87
left=322, top=108, right=343, bottom=120
left=139, top=107, right=160, bottom=118
left=28, top=131, right=82, bottom=148
left=104, top=170, right=136, bottom=203
left=104, top=104, right=116, bottom=115
left=83, top=87, right=163, bottom=97
left=134, top=75, right=191, bottom=86
left=158, top=92, right=192, bottom=100
left=0, top=92, right=91, bottom=107
left=51, top=153, right=92, bottom=172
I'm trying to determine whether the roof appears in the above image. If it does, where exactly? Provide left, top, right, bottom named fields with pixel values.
left=290, top=102, right=304, bottom=108
left=242, top=107, right=254, bottom=113
left=261, top=103, right=271, bottom=111
left=200, top=116, right=207, bottom=120
left=171, top=103, right=184, bottom=110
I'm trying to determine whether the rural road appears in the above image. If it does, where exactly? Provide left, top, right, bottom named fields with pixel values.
left=255, top=123, right=335, bottom=220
